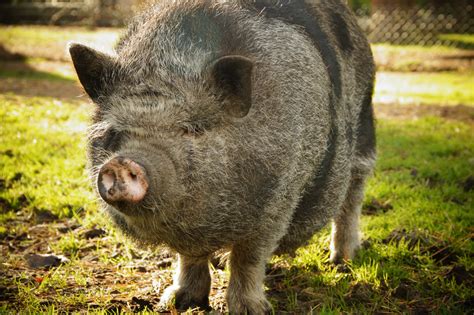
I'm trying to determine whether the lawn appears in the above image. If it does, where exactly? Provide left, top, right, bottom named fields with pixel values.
left=374, top=71, right=474, bottom=106
left=0, top=25, right=119, bottom=61
left=1, top=26, right=473, bottom=313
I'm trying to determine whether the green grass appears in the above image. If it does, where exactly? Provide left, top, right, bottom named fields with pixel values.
left=1, top=93, right=473, bottom=313
left=0, top=95, right=92, bottom=217
left=439, top=34, right=474, bottom=49
left=0, top=25, right=121, bottom=61
left=277, top=117, right=474, bottom=313
left=375, top=71, right=474, bottom=106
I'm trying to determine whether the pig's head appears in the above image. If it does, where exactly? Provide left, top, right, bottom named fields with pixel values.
left=69, top=43, right=255, bottom=221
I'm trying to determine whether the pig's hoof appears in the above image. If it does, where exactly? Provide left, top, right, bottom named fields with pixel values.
left=329, top=253, right=346, bottom=265
left=329, top=254, right=353, bottom=273
left=160, top=285, right=211, bottom=312
left=228, top=295, right=273, bottom=315
left=175, top=291, right=211, bottom=312
left=330, top=245, right=359, bottom=266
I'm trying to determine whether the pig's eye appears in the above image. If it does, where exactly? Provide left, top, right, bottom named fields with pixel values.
left=103, top=129, right=124, bottom=151
left=180, top=126, right=204, bottom=137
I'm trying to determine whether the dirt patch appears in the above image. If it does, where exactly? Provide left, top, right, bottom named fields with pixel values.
left=0, top=211, right=235, bottom=313
left=375, top=103, right=474, bottom=124
left=462, top=176, right=474, bottom=192
left=445, top=265, right=474, bottom=286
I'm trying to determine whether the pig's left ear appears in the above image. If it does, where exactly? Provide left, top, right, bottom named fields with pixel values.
left=69, top=43, right=115, bottom=100
left=211, top=55, right=254, bottom=118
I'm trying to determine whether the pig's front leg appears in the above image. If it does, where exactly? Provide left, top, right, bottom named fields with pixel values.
left=227, top=241, right=273, bottom=314
left=160, top=254, right=211, bottom=311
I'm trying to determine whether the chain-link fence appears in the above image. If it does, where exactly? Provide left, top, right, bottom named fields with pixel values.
left=353, top=2, right=474, bottom=48
left=1, top=0, right=473, bottom=48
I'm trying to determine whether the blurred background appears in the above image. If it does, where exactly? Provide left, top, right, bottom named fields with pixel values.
left=0, top=0, right=473, bottom=104
left=1, top=0, right=473, bottom=41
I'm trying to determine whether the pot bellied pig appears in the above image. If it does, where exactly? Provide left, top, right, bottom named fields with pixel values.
left=69, top=0, right=375, bottom=313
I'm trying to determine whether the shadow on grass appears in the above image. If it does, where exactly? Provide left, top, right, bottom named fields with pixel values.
left=265, top=260, right=392, bottom=313
left=0, top=44, right=74, bottom=82
left=264, top=244, right=472, bottom=313
left=0, top=62, right=75, bottom=82
left=0, top=43, right=82, bottom=99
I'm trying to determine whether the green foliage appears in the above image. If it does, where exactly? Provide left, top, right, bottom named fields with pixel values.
left=349, top=0, right=371, bottom=15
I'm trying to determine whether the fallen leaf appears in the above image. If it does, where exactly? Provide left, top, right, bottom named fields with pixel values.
left=131, top=296, right=154, bottom=312
left=57, top=223, right=81, bottom=233
left=82, top=228, right=106, bottom=239
left=156, top=258, right=173, bottom=269
left=25, top=253, right=70, bottom=269
left=33, top=209, right=59, bottom=224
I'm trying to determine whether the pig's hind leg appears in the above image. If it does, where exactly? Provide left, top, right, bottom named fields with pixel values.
left=329, top=155, right=375, bottom=264
left=330, top=90, right=376, bottom=265
left=160, top=254, right=211, bottom=311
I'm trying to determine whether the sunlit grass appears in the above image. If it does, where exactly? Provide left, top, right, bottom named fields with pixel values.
left=0, top=94, right=94, bottom=218
left=2, top=91, right=473, bottom=313
left=375, top=71, right=474, bottom=106
left=285, top=117, right=474, bottom=313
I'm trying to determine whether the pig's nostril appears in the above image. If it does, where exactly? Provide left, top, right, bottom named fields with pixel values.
left=102, top=172, right=116, bottom=191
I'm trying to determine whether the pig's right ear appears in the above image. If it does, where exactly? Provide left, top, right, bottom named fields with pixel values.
left=210, top=55, right=254, bottom=118
left=69, top=43, right=115, bottom=100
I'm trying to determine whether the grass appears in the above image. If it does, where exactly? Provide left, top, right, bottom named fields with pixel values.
left=2, top=26, right=473, bottom=106
left=438, top=34, right=474, bottom=49
left=0, top=25, right=121, bottom=61
left=0, top=95, right=92, bottom=217
left=0, top=59, right=76, bottom=82
left=1, top=25, right=473, bottom=313
left=1, top=91, right=473, bottom=314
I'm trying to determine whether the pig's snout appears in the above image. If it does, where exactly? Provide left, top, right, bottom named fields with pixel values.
left=98, top=157, right=149, bottom=205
